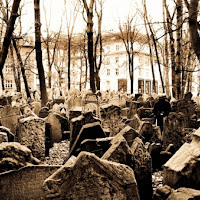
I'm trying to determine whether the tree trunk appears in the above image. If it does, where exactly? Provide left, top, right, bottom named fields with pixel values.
left=10, top=44, right=21, bottom=92
left=34, top=0, right=48, bottom=106
left=163, top=0, right=170, bottom=97
left=68, top=37, right=71, bottom=90
left=188, top=0, right=200, bottom=61
left=175, top=0, right=183, bottom=99
left=46, top=39, right=52, bottom=88
left=164, top=0, right=176, bottom=97
left=12, top=39, right=31, bottom=98
left=0, top=0, right=21, bottom=90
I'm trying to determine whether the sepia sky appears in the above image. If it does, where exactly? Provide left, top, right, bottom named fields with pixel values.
left=21, top=0, right=163, bottom=36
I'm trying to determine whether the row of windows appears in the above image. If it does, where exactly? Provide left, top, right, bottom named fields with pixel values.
left=107, top=68, right=119, bottom=76
left=5, top=80, right=13, bottom=88
left=138, top=79, right=158, bottom=94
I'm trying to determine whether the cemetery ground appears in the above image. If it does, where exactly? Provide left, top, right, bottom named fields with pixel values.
left=1, top=90, right=200, bottom=199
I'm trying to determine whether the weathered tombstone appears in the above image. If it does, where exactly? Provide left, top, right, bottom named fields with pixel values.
left=70, top=111, right=100, bottom=149
left=100, top=104, right=121, bottom=137
left=39, top=107, right=49, bottom=118
left=163, top=127, right=200, bottom=189
left=31, top=101, right=41, bottom=116
left=131, top=137, right=153, bottom=200
left=153, top=96, right=171, bottom=132
left=17, top=116, right=45, bottom=160
left=0, top=105, right=20, bottom=135
left=102, top=135, right=135, bottom=169
left=127, top=101, right=140, bottom=119
left=80, top=137, right=112, bottom=157
left=44, top=151, right=140, bottom=200
left=69, top=121, right=106, bottom=157
left=116, top=125, right=140, bottom=147
left=0, top=142, right=40, bottom=173
left=139, top=122, right=162, bottom=143
left=162, top=112, right=186, bottom=151
left=167, top=187, right=200, bottom=200
left=149, top=143, right=163, bottom=171
left=52, top=103, right=60, bottom=113
left=45, top=112, right=69, bottom=146
left=126, top=114, right=142, bottom=131
left=0, top=132, right=8, bottom=143
left=0, top=126, right=14, bottom=141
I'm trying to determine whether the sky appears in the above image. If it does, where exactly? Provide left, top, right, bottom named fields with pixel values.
left=20, top=0, right=163, bottom=36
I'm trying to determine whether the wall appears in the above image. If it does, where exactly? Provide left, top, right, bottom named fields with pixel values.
left=0, top=165, right=60, bottom=200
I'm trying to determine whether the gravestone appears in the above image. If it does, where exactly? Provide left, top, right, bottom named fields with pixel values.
left=39, top=107, right=49, bottom=118
left=17, top=116, right=45, bottom=160
left=80, top=137, right=113, bottom=157
left=45, top=112, right=69, bottom=146
left=0, top=105, right=20, bottom=135
left=0, top=132, right=8, bottom=143
left=116, top=125, right=140, bottom=147
left=163, top=127, right=200, bottom=189
left=69, top=121, right=106, bottom=157
left=127, top=101, right=140, bottom=119
left=70, top=111, right=100, bottom=150
left=31, top=101, right=41, bottom=116
left=43, top=151, right=140, bottom=200
left=125, top=114, right=142, bottom=131
left=0, top=142, right=40, bottom=173
left=100, top=104, right=121, bottom=136
left=102, top=135, right=135, bottom=170
left=0, top=126, right=14, bottom=142
left=162, top=112, right=186, bottom=151
left=131, top=137, right=153, bottom=200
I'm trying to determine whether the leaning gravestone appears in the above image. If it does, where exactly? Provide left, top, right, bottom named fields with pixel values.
left=163, top=127, right=200, bottom=190
left=70, top=111, right=100, bottom=149
left=0, top=105, right=20, bottom=135
left=43, top=151, right=140, bottom=200
left=17, top=116, right=45, bottom=160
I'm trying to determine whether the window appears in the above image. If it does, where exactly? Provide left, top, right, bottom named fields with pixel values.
left=106, top=80, right=110, bottom=89
left=115, top=68, right=119, bottom=76
left=106, top=57, right=110, bottom=65
left=5, top=65, right=13, bottom=73
left=138, top=79, right=144, bottom=94
left=138, top=66, right=143, bottom=76
left=155, top=81, right=158, bottom=94
left=107, top=69, right=110, bottom=76
left=116, top=44, right=119, bottom=51
left=138, top=55, right=144, bottom=64
left=107, top=45, right=110, bottom=52
left=115, top=57, right=119, bottom=63
left=5, top=80, right=13, bottom=88
left=146, top=80, right=151, bottom=94
left=145, top=56, right=149, bottom=65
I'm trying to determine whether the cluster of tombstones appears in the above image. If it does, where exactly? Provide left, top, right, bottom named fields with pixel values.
left=1, top=90, right=200, bottom=199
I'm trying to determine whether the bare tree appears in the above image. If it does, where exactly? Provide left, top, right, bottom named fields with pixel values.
left=81, top=0, right=96, bottom=93
left=34, top=0, right=48, bottom=106
left=142, top=0, right=165, bottom=93
left=64, top=0, right=79, bottom=90
left=0, top=0, right=21, bottom=90
left=94, top=0, right=104, bottom=91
